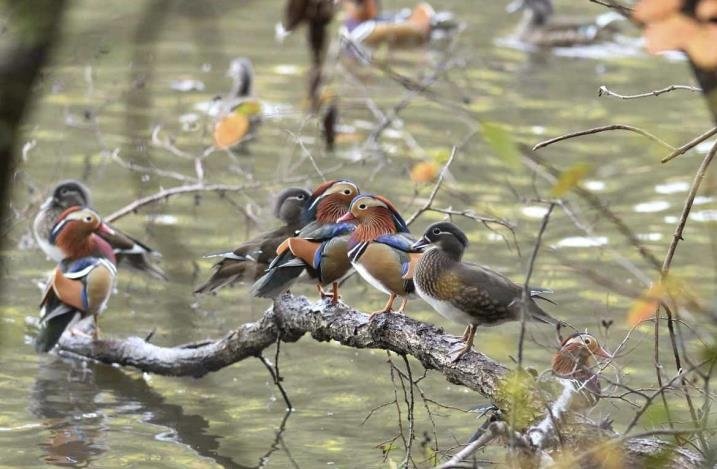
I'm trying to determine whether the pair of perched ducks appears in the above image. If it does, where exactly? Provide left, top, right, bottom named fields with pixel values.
left=32, top=182, right=165, bottom=352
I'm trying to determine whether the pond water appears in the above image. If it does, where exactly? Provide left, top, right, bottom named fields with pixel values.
left=1, top=0, right=716, bottom=467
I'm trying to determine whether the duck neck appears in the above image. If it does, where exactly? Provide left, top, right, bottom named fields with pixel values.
left=315, top=197, right=349, bottom=225
left=353, top=212, right=396, bottom=243
left=437, top=238, right=465, bottom=262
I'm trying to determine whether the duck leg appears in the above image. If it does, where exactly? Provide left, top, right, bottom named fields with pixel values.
left=331, top=282, right=341, bottom=304
left=396, top=296, right=408, bottom=314
left=369, top=293, right=397, bottom=319
left=450, top=324, right=476, bottom=362
left=92, top=312, right=101, bottom=341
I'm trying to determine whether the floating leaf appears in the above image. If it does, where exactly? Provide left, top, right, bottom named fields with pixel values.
left=626, top=275, right=691, bottom=326
left=482, top=121, right=520, bottom=168
left=410, top=161, right=440, bottom=183
left=428, top=147, right=451, bottom=164
left=550, top=163, right=591, bottom=197
left=213, top=113, right=249, bottom=149
left=234, top=99, right=262, bottom=117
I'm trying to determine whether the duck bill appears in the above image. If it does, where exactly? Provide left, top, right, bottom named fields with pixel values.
left=411, top=236, right=431, bottom=251
left=336, top=212, right=356, bottom=223
left=98, top=222, right=116, bottom=237
left=595, top=346, right=612, bottom=360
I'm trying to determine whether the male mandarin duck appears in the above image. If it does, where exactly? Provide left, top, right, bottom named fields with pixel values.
left=35, top=208, right=117, bottom=352
left=509, top=0, right=622, bottom=47
left=546, top=332, right=611, bottom=410
left=33, top=180, right=166, bottom=280
left=251, top=179, right=360, bottom=301
left=411, top=222, right=561, bottom=361
left=194, top=188, right=311, bottom=294
left=336, top=194, right=421, bottom=316
left=343, top=0, right=435, bottom=48
left=207, top=58, right=262, bottom=150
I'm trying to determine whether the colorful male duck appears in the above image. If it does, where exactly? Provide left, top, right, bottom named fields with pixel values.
left=547, top=332, right=611, bottom=410
left=36, top=208, right=117, bottom=352
left=337, top=194, right=420, bottom=316
left=411, top=222, right=561, bottom=361
left=194, top=187, right=311, bottom=294
left=251, top=179, right=360, bottom=301
left=509, top=0, right=622, bottom=47
left=33, top=180, right=166, bottom=280
left=207, top=58, right=262, bottom=149
left=342, top=0, right=437, bottom=48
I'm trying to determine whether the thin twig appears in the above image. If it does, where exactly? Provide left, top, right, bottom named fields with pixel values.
left=599, top=84, right=701, bottom=100
left=436, top=421, right=505, bottom=469
left=662, top=127, right=717, bottom=163
left=258, top=354, right=293, bottom=411
left=532, top=124, right=675, bottom=152
left=518, top=202, right=556, bottom=368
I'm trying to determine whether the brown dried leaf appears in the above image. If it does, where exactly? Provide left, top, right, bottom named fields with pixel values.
left=696, top=0, right=717, bottom=21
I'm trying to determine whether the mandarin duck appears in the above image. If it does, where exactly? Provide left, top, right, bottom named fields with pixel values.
left=546, top=332, right=611, bottom=410
left=194, top=188, right=311, bottom=294
left=251, top=179, right=360, bottom=301
left=35, top=208, right=117, bottom=352
left=337, top=194, right=421, bottom=316
left=509, top=0, right=622, bottom=47
left=33, top=180, right=166, bottom=280
left=411, top=222, right=561, bottom=361
left=204, top=58, right=262, bottom=150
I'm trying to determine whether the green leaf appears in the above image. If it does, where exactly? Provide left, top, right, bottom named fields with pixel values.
left=550, top=163, right=592, bottom=197
left=482, top=121, right=520, bottom=168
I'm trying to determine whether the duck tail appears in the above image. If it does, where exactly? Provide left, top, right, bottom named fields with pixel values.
left=250, top=251, right=306, bottom=299
left=527, top=298, right=563, bottom=327
left=35, top=308, right=81, bottom=353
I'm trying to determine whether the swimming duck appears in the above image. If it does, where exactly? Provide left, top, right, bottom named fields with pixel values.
left=33, top=180, right=166, bottom=280
left=251, top=179, right=360, bottom=301
left=337, top=194, right=420, bottom=316
left=509, top=0, right=622, bottom=47
left=411, top=222, right=561, bottom=361
left=194, top=188, right=311, bottom=294
left=36, top=208, right=117, bottom=352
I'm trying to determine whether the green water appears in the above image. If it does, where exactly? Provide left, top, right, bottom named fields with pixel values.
left=1, top=0, right=716, bottom=467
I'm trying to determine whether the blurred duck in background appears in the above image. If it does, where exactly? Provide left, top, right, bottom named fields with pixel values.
left=508, top=0, right=623, bottom=47
left=33, top=180, right=166, bottom=280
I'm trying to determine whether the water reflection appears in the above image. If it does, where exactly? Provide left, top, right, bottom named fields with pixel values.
left=30, top=359, right=293, bottom=469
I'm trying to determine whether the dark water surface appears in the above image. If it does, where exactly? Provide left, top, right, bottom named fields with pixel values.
left=1, top=0, right=716, bottom=467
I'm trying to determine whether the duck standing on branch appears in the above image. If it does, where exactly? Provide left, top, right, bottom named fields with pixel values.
left=411, top=222, right=562, bottom=361
left=251, top=180, right=360, bottom=302
left=35, top=208, right=117, bottom=353
left=194, top=188, right=311, bottom=294
left=337, top=194, right=420, bottom=316
left=508, top=0, right=622, bottom=47
left=33, top=180, right=166, bottom=280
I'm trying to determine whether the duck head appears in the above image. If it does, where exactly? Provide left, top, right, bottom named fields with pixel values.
left=338, top=194, right=409, bottom=241
left=274, top=187, right=311, bottom=225
left=49, top=207, right=114, bottom=260
left=551, top=332, right=611, bottom=379
left=306, top=179, right=360, bottom=224
left=43, top=180, right=91, bottom=210
left=411, top=222, right=468, bottom=261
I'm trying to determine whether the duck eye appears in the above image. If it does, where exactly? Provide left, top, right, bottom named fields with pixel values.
left=584, top=338, right=591, bottom=345
left=84, top=216, right=92, bottom=222
left=60, top=188, right=68, bottom=194
left=358, top=204, right=367, bottom=210
left=432, top=227, right=441, bottom=235
left=343, top=189, right=351, bottom=195
left=296, top=194, right=304, bottom=199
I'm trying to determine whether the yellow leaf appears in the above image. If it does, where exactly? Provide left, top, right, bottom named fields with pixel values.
left=410, top=161, right=440, bottom=183
left=550, top=163, right=591, bottom=197
left=213, top=113, right=249, bottom=149
left=234, top=99, right=262, bottom=117
left=626, top=275, right=690, bottom=326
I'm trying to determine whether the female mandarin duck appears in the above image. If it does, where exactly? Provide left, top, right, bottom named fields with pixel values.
left=251, top=179, right=360, bottom=301
left=411, top=222, right=561, bottom=361
left=547, top=332, right=611, bottom=410
left=33, top=180, right=166, bottom=280
left=194, top=188, right=311, bottom=294
left=509, top=0, right=622, bottom=47
left=337, top=194, right=421, bottom=316
left=36, top=208, right=117, bottom=352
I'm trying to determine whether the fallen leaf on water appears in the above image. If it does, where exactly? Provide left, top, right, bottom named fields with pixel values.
left=550, top=163, right=591, bottom=197
left=410, top=161, right=440, bottom=183
left=213, top=113, right=249, bottom=149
